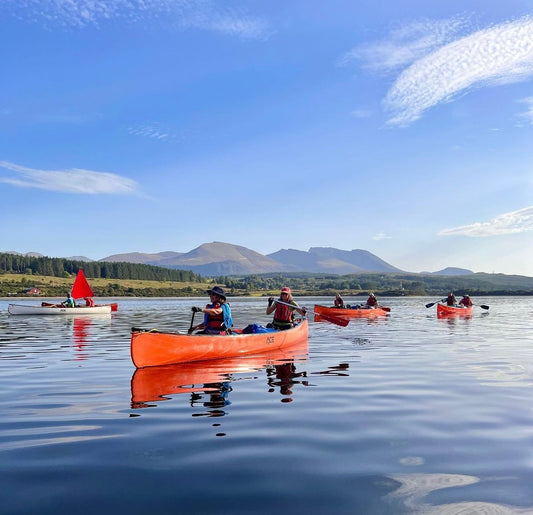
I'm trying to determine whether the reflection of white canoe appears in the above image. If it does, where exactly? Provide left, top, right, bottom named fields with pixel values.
left=8, top=304, right=112, bottom=315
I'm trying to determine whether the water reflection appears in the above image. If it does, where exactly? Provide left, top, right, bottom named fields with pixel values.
left=266, top=362, right=309, bottom=403
left=386, top=473, right=530, bottom=514
left=130, top=341, right=309, bottom=410
left=63, top=314, right=112, bottom=360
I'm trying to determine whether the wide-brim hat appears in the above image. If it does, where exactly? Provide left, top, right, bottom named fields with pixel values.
left=207, top=286, right=227, bottom=300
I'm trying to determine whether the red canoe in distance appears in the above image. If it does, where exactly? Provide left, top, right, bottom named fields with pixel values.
left=437, top=303, right=473, bottom=318
left=131, top=340, right=309, bottom=408
left=313, top=304, right=389, bottom=322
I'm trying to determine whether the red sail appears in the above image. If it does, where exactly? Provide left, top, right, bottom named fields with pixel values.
left=71, top=269, right=94, bottom=299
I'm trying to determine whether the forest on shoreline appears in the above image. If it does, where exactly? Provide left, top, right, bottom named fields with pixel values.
left=1, top=252, right=532, bottom=298
left=0, top=262, right=533, bottom=298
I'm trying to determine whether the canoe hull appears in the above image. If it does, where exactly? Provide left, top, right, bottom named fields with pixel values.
left=8, top=304, right=112, bottom=315
left=437, top=304, right=473, bottom=317
left=41, top=301, right=118, bottom=311
left=131, top=319, right=309, bottom=368
left=314, top=304, right=389, bottom=320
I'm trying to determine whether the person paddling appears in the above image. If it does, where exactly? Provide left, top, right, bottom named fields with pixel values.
left=62, top=292, right=75, bottom=308
left=189, top=286, right=232, bottom=335
left=266, top=287, right=306, bottom=331
left=365, top=292, right=378, bottom=309
left=446, top=292, right=457, bottom=306
left=334, top=293, right=345, bottom=308
left=459, top=294, right=473, bottom=308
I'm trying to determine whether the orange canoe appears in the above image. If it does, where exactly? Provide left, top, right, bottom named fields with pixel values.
left=131, top=319, right=309, bottom=368
left=437, top=303, right=473, bottom=317
left=314, top=304, right=389, bottom=321
left=131, top=340, right=308, bottom=407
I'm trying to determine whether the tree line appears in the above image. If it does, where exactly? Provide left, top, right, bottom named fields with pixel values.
left=1, top=253, right=531, bottom=297
left=214, top=272, right=533, bottom=296
left=0, top=253, right=202, bottom=283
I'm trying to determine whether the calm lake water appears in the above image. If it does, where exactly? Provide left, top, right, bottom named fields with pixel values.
left=1, top=296, right=533, bottom=514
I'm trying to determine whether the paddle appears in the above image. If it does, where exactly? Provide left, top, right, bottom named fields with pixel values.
left=425, top=299, right=446, bottom=308
left=425, top=300, right=489, bottom=310
left=379, top=306, right=391, bottom=312
left=187, top=310, right=196, bottom=335
left=274, top=299, right=349, bottom=327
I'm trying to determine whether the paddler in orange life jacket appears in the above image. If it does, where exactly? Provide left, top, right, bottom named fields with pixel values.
left=84, top=297, right=95, bottom=307
left=266, top=287, right=307, bottom=331
left=459, top=294, right=473, bottom=308
left=365, top=292, right=378, bottom=308
left=189, top=286, right=233, bottom=335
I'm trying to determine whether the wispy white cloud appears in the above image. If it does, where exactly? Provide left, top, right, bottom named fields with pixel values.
left=344, top=15, right=533, bottom=126
left=4, top=0, right=270, bottom=39
left=372, top=232, right=392, bottom=240
left=383, top=16, right=533, bottom=126
left=127, top=123, right=177, bottom=142
left=518, top=96, right=533, bottom=123
left=339, top=17, right=466, bottom=71
left=439, top=206, right=533, bottom=237
left=0, top=161, right=139, bottom=194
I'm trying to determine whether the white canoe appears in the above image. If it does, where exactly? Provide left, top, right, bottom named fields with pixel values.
left=8, top=304, right=112, bottom=315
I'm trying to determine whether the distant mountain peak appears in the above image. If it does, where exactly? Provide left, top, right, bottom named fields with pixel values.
left=6, top=243, right=406, bottom=276
left=430, top=267, right=473, bottom=276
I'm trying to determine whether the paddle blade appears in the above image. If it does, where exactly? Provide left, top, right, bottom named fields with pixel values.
left=380, top=306, right=391, bottom=312
left=313, top=313, right=349, bottom=327
left=480, top=305, right=490, bottom=310
left=425, top=302, right=436, bottom=309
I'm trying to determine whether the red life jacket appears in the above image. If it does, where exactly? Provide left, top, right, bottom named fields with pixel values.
left=204, top=302, right=225, bottom=331
left=274, top=301, right=294, bottom=325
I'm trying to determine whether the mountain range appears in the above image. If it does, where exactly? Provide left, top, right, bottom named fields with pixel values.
left=4, top=242, right=473, bottom=276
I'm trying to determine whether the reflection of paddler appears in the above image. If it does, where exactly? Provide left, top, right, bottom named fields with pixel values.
left=267, top=362, right=308, bottom=403
left=131, top=342, right=309, bottom=409
left=201, top=382, right=232, bottom=408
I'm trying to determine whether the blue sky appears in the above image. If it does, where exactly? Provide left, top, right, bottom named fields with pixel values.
left=1, top=0, right=532, bottom=276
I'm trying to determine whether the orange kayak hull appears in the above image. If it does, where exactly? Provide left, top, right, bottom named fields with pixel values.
left=131, top=319, right=309, bottom=368
left=314, top=304, right=389, bottom=320
left=437, top=304, right=473, bottom=317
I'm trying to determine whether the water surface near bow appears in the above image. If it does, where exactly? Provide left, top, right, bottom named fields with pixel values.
left=1, top=296, right=533, bottom=514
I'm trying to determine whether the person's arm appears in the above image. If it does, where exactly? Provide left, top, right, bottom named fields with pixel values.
left=266, top=297, right=277, bottom=315
left=188, top=323, right=205, bottom=334
left=292, top=302, right=307, bottom=317
left=202, top=305, right=223, bottom=316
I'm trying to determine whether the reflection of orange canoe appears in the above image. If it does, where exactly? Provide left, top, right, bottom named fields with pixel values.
left=437, top=303, right=473, bottom=318
left=314, top=304, right=389, bottom=321
left=131, top=319, right=309, bottom=368
left=131, top=340, right=309, bottom=407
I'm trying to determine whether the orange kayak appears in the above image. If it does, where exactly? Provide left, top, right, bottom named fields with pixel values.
left=437, top=303, right=473, bottom=317
left=314, top=304, right=389, bottom=321
left=131, top=340, right=308, bottom=407
left=131, top=319, right=309, bottom=368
